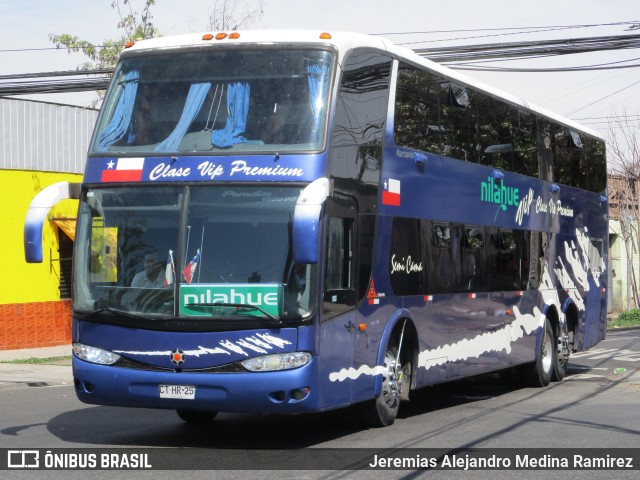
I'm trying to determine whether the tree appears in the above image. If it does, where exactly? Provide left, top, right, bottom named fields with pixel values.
left=608, top=109, right=640, bottom=309
left=49, top=0, right=159, bottom=71
left=207, top=0, right=264, bottom=31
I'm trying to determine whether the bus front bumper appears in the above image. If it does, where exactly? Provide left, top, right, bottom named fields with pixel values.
left=72, top=356, right=319, bottom=414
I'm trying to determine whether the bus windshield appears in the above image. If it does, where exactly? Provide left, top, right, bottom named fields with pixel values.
left=73, top=185, right=314, bottom=322
left=90, top=49, right=334, bottom=155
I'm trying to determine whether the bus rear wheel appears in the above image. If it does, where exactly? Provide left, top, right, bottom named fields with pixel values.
left=552, top=325, right=568, bottom=382
left=526, top=318, right=555, bottom=387
left=176, top=409, right=217, bottom=423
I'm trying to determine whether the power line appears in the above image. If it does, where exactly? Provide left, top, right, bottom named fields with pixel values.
left=373, top=20, right=640, bottom=36
left=574, top=114, right=640, bottom=121
left=0, top=69, right=112, bottom=95
left=2, top=32, right=640, bottom=96
left=568, top=79, right=640, bottom=116
left=397, top=26, right=589, bottom=47
left=0, top=68, right=113, bottom=80
left=450, top=63, right=640, bottom=73
left=415, top=33, right=640, bottom=62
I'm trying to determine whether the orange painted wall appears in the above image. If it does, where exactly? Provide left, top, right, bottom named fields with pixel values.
left=0, top=300, right=72, bottom=350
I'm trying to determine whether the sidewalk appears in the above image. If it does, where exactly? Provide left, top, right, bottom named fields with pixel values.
left=0, top=345, right=72, bottom=389
left=0, top=344, right=71, bottom=362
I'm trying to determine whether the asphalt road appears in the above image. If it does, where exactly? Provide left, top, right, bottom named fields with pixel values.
left=0, top=329, right=638, bottom=480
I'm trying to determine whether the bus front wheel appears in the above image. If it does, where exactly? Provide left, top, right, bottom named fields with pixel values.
left=362, top=345, right=404, bottom=428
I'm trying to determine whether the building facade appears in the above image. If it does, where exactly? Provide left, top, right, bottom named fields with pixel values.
left=608, top=173, right=640, bottom=313
left=0, top=98, right=98, bottom=350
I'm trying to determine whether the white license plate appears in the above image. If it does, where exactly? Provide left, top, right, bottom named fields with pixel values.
left=159, top=384, right=196, bottom=400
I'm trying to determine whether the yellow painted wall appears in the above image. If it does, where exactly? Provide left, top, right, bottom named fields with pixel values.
left=1, top=170, right=82, bottom=304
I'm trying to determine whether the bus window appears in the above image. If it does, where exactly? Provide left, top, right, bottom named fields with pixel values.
left=441, top=83, right=476, bottom=162
left=488, top=228, right=518, bottom=291
left=460, top=226, right=486, bottom=292
left=427, top=222, right=452, bottom=294
left=476, top=93, right=514, bottom=170
left=554, top=128, right=584, bottom=189
left=513, top=110, right=539, bottom=177
left=91, top=49, right=334, bottom=155
left=331, top=50, right=391, bottom=189
left=394, top=63, right=443, bottom=155
left=90, top=218, right=118, bottom=283
left=324, top=215, right=356, bottom=319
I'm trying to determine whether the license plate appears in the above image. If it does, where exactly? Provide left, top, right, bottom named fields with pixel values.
left=159, top=384, right=196, bottom=400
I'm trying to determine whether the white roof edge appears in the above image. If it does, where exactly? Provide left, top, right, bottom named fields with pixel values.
left=125, top=30, right=602, bottom=140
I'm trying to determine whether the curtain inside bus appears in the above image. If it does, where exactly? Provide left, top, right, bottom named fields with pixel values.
left=95, top=70, right=139, bottom=152
left=211, top=82, right=251, bottom=148
left=155, top=82, right=212, bottom=152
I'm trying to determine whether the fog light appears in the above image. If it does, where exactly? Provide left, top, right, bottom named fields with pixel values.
left=291, top=387, right=310, bottom=401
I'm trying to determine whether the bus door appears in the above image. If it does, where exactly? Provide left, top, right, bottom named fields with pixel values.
left=318, top=195, right=359, bottom=407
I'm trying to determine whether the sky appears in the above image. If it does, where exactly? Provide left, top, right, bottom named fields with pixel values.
left=2, top=0, right=639, bottom=145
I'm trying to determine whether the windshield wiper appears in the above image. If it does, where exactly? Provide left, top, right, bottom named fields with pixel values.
left=82, top=307, right=148, bottom=321
left=186, top=302, right=282, bottom=326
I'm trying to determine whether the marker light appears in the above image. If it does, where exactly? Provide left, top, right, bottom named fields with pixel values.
left=229, top=32, right=241, bottom=39
left=202, top=33, right=214, bottom=41
left=124, top=41, right=135, bottom=49
left=215, top=32, right=228, bottom=40
left=73, top=342, right=121, bottom=365
left=242, top=352, right=312, bottom=372
left=319, top=32, right=332, bottom=40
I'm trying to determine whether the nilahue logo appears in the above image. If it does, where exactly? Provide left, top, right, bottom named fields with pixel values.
left=180, top=284, right=281, bottom=317
left=480, top=176, right=519, bottom=210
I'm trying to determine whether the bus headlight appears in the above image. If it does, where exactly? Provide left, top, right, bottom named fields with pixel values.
left=73, top=343, right=121, bottom=365
left=241, top=352, right=312, bottom=372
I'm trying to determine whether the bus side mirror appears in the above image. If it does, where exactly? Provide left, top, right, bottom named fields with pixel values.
left=24, top=182, right=81, bottom=263
left=293, top=177, right=331, bottom=264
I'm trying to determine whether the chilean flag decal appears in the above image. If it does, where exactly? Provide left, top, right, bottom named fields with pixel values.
left=382, top=178, right=401, bottom=206
left=101, top=158, right=145, bottom=182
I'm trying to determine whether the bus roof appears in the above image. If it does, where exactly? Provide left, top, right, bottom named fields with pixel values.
left=123, top=30, right=603, bottom=141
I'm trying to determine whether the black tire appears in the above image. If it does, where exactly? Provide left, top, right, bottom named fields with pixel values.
left=552, top=324, right=567, bottom=382
left=361, top=345, right=403, bottom=428
left=526, top=318, right=555, bottom=387
left=176, top=409, right=217, bottom=423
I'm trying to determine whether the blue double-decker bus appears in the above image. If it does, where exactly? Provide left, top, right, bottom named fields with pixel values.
left=25, top=30, right=608, bottom=427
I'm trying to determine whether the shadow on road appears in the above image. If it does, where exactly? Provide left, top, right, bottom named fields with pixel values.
left=41, top=372, right=536, bottom=449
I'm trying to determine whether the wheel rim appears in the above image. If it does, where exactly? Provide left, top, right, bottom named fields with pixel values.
left=381, top=350, right=400, bottom=409
left=541, top=327, right=553, bottom=373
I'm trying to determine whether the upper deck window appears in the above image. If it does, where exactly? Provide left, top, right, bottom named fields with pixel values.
left=91, top=49, right=334, bottom=155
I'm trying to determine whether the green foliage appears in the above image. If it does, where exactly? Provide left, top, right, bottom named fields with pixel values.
left=609, top=309, right=640, bottom=328
left=49, top=0, right=159, bottom=71
left=1, top=356, right=71, bottom=365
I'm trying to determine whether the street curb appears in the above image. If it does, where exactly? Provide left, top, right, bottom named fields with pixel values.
left=607, top=325, right=640, bottom=332
left=0, top=345, right=71, bottom=363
